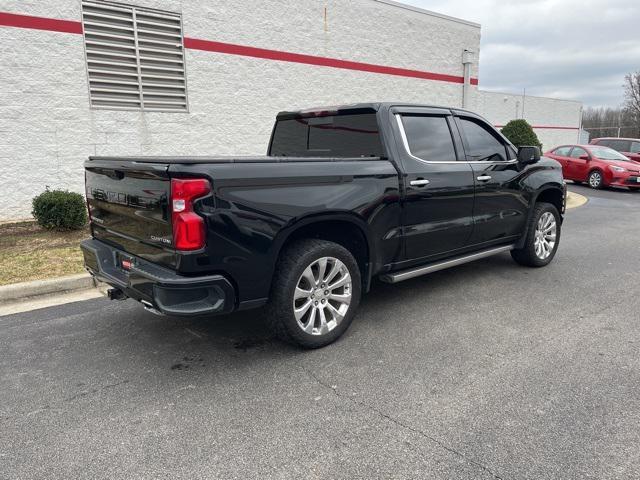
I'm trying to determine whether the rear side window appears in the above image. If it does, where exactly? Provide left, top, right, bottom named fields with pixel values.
left=270, top=113, right=383, bottom=157
left=400, top=115, right=457, bottom=162
left=631, top=142, right=640, bottom=153
left=458, top=117, right=508, bottom=162
left=608, top=139, right=632, bottom=152
left=553, top=146, right=572, bottom=156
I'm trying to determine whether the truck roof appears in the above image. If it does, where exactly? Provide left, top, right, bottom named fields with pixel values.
left=276, top=102, right=480, bottom=119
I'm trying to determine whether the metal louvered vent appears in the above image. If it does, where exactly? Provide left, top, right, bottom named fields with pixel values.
left=81, top=0, right=188, bottom=111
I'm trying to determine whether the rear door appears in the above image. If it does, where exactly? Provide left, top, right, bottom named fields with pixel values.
left=566, top=146, right=590, bottom=180
left=548, top=145, right=573, bottom=177
left=454, top=114, right=527, bottom=246
left=392, top=107, right=475, bottom=264
left=85, top=159, right=176, bottom=268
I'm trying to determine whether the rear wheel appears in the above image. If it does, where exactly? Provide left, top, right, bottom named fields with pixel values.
left=265, top=239, right=361, bottom=348
left=511, top=202, right=561, bottom=267
left=588, top=170, right=604, bottom=189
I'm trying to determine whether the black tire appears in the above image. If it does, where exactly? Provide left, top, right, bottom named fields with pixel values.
left=511, top=202, right=561, bottom=267
left=587, top=170, right=604, bottom=189
left=265, top=239, right=361, bottom=349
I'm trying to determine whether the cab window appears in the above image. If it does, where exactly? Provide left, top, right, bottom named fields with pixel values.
left=400, top=115, right=457, bottom=162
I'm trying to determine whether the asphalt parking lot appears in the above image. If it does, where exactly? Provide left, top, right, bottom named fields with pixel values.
left=2, top=184, right=640, bottom=480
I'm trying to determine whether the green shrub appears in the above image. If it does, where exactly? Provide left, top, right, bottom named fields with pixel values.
left=501, top=119, right=543, bottom=152
left=32, top=189, right=88, bottom=230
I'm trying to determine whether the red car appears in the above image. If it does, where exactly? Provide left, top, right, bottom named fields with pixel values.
left=590, top=137, right=640, bottom=162
left=546, top=144, right=640, bottom=190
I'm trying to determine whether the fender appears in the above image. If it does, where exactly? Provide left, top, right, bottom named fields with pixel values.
left=515, top=183, right=565, bottom=249
left=270, top=211, right=376, bottom=292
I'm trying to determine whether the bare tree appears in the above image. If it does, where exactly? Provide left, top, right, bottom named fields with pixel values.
left=582, top=106, right=637, bottom=139
left=624, top=71, right=640, bottom=136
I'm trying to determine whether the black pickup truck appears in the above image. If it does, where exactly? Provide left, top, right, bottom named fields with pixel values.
left=81, top=103, right=566, bottom=348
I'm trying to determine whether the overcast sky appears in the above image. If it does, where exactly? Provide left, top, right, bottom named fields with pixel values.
left=402, top=0, right=640, bottom=108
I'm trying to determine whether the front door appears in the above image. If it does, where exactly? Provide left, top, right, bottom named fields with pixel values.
left=454, top=114, right=528, bottom=246
left=392, top=108, right=475, bottom=264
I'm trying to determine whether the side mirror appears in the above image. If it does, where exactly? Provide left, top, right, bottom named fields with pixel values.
left=517, top=146, right=540, bottom=166
left=579, top=154, right=590, bottom=161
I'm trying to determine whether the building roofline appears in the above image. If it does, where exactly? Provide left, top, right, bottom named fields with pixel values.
left=372, top=0, right=481, bottom=28
left=479, top=89, right=584, bottom=106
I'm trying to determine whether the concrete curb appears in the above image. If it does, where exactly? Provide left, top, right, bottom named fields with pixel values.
left=0, top=273, right=96, bottom=303
left=566, top=191, right=588, bottom=210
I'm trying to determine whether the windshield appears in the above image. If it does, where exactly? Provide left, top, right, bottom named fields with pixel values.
left=589, top=146, right=632, bottom=161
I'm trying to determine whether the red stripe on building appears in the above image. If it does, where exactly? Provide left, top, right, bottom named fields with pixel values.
left=0, top=12, right=82, bottom=34
left=184, top=37, right=479, bottom=85
left=495, top=125, right=579, bottom=130
left=0, top=12, right=479, bottom=86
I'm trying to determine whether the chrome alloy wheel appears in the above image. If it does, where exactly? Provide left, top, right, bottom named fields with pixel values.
left=589, top=171, right=602, bottom=188
left=534, top=212, right=557, bottom=260
left=293, top=257, right=352, bottom=336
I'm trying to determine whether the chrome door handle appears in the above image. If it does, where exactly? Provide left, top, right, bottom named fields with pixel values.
left=476, top=175, right=492, bottom=182
left=410, top=179, right=430, bottom=186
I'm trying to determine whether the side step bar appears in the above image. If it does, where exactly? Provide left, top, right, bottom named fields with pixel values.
left=379, top=244, right=516, bottom=284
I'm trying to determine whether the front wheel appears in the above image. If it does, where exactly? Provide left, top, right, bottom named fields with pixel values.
left=511, top=202, right=561, bottom=267
left=588, top=170, right=604, bottom=189
left=265, top=239, right=361, bottom=348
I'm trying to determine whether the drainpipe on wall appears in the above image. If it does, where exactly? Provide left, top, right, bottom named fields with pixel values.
left=462, top=49, right=474, bottom=109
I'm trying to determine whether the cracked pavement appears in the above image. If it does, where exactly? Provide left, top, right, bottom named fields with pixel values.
left=1, top=184, right=640, bottom=479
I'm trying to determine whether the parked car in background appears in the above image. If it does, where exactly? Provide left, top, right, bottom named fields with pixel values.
left=590, top=137, right=640, bottom=163
left=546, top=144, right=640, bottom=190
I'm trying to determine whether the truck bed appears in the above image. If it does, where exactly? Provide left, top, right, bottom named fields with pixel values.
left=88, top=155, right=384, bottom=164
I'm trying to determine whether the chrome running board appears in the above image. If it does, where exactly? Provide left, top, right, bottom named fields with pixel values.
left=379, top=244, right=516, bottom=284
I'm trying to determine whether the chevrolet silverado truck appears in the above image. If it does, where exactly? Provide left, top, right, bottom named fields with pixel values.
left=81, top=103, right=566, bottom=348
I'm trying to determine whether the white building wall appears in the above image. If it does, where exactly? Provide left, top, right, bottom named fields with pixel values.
left=0, top=0, right=480, bottom=220
left=0, top=1, right=582, bottom=222
left=474, top=90, right=582, bottom=152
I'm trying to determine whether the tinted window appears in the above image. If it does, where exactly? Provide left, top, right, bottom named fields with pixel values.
left=401, top=115, right=457, bottom=162
left=594, top=139, right=611, bottom=147
left=631, top=142, right=640, bottom=153
left=270, top=113, right=384, bottom=158
left=553, top=146, right=572, bottom=156
left=459, top=117, right=507, bottom=162
left=570, top=147, right=588, bottom=158
left=608, top=139, right=632, bottom=152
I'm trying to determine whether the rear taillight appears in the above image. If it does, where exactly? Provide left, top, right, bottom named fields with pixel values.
left=170, top=178, right=211, bottom=251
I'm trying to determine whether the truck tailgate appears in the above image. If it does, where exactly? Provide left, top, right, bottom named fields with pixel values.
left=85, top=160, right=176, bottom=268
